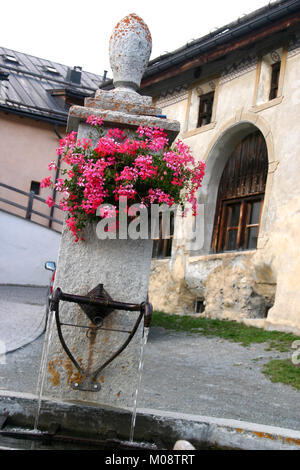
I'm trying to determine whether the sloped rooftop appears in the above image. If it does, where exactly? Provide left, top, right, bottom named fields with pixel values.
left=0, top=47, right=105, bottom=125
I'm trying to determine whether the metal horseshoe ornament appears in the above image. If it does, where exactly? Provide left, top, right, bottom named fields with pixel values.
left=50, top=284, right=152, bottom=392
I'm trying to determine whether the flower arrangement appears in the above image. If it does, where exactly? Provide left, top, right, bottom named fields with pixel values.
left=42, top=116, right=205, bottom=241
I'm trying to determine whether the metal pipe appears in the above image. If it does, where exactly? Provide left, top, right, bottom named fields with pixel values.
left=58, top=290, right=142, bottom=312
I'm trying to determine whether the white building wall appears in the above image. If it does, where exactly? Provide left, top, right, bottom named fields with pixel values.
left=0, top=211, right=61, bottom=286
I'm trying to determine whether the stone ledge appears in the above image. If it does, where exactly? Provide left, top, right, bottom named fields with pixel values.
left=0, top=392, right=300, bottom=450
left=67, top=105, right=180, bottom=144
left=188, top=250, right=256, bottom=264
left=250, top=96, right=284, bottom=113
left=85, top=96, right=162, bottom=117
left=182, top=122, right=216, bottom=139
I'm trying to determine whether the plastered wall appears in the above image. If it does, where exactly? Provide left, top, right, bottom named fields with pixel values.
left=149, top=43, right=300, bottom=334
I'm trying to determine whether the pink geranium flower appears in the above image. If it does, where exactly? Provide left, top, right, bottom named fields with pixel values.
left=45, top=196, right=55, bottom=208
left=42, top=119, right=205, bottom=241
left=41, top=176, right=52, bottom=188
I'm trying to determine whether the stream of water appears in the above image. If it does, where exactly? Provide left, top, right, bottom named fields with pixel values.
left=33, top=310, right=55, bottom=431
left=30, top=312, right=149, bottom=445
left=129, top=326, right=150, bottom=442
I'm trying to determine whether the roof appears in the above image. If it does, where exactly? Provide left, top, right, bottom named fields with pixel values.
left=144, top=0, right=300, bottom=77
left=0, top=47, right=105, bottom=125
left=100, top=0, right=300, bottom=93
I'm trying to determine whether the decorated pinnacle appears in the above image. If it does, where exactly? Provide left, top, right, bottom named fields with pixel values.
left=109, top=13, right=152, bottom=92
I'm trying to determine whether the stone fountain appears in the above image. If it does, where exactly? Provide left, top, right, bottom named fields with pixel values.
left=39, top=14, right=180, bottom=414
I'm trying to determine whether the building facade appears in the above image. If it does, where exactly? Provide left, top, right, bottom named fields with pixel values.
left=138, top=0, right=300, bottom=334
left=1, top=1, right=300, bottom=335
left=0, top=48, right=104, bottom=231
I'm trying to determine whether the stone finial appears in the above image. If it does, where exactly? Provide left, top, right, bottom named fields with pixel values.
left=109, top=13, right=152, bottom=92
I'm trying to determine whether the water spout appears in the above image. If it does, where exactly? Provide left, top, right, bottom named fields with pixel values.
left=129, top=326, right=150, bottom=442
left=34, top=310, right=55, bottom=431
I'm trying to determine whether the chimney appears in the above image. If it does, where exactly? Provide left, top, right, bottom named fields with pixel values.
left=66, top=66, right=82, bottom=85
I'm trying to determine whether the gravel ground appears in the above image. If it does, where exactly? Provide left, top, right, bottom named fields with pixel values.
left=0, top=286, right=47, bottom=353
left=139, top=327, right=300, bottom=430
left=0, top=286, right=299, bottom=432
left=0, top=285, right=47, bottom=305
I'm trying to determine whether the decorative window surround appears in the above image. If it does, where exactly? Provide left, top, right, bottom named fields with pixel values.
left=182, top=121, right=216, bottom=138
left=183, top=76, right=219, bottom=136
left=253, top=47, right=287, bottom=108
left=250, top=95, right=283, bottom=113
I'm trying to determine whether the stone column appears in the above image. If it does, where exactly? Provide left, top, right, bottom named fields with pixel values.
left=42, top=14, right=180, bottom=409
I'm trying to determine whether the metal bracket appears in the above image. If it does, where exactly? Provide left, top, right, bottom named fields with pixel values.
left=79, top=284, right=115, bottom=324
left=51, top=285, right=152, bottom=392
left=71, top=377, right=101, bottom=392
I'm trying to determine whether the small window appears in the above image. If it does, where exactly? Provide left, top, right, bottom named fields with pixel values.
left=195, top=299, right=205, bottom=313
left=43, top=65, right=59, bottom=75
left=65, top=95, right=85, bottom=107
left=30, top=181, right=40, bottom=195
left=197, top=91, right=214, bottom=127
left=269, top=61, right=281, bottom=100
left=3, top=54, right=19, bottom=64
left=152, top=212, right=174, bottom=258
left=255, top=48, right=285, bottom=107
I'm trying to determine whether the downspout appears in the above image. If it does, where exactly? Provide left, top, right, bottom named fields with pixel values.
left=49, top=124, right=63, bottom=229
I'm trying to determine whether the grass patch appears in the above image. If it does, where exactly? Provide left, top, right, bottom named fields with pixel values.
left=152, top=310, right=299, bottom=352
left=262, top=359, right=300, bottom=390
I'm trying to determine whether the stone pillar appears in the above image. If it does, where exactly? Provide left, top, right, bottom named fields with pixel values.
left=42, top=14, right=180, bottom=408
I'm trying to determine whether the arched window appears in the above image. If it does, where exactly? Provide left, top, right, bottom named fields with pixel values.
left=211, top=131, right=268, bottom=253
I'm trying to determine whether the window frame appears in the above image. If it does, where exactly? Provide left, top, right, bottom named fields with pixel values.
left=252, top=46, right=288, bottom=111
left=269, top=61, right=281, bottom=101
left=152, top=211, right=174, bottom=259
left=211, top=131, right=268, bottom=254
left=183, top=76, right=219, bottom=137
left=30, top=180, right=41, bottom=195
left=217, top=195, right=264, bottom=252
left=197, top=91, right=215, bottom=128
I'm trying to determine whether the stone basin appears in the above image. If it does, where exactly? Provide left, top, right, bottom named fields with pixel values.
left=0, top=392, right=300, bottom=450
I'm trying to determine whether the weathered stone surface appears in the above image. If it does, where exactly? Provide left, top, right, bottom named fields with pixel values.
left=94, top=88, right=152, bottom=106
left=149, top=253, right=195, bottom=315
left=42, top=13, right=181, bottom=408
left=43, top=119, right=154, bottom=407
left=1, top=393, right=300, bottom=450
left=150, top=251, right=277, bottom=328
left=85, top=95, right=162, bottom=117
left=109, top=14, right=152, bottom=91
left=44, top=223, right=153, bottom=407
left=67, top=105, right=180, bottom=143
left=253, top=196, right=300, bottom=334
left=202, top=252, right=275, bottom=321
